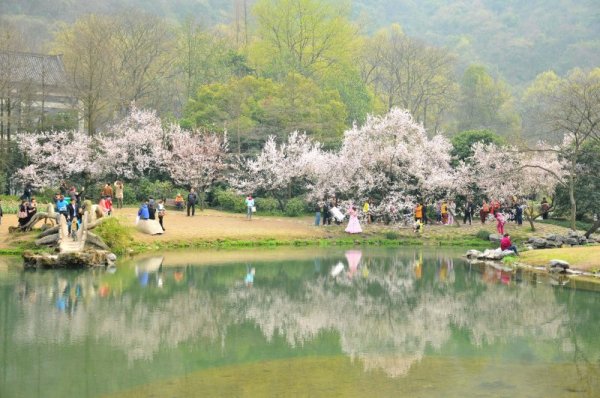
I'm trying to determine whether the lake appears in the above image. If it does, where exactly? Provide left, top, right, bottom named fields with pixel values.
left=1, top=247, right=599, bottom=397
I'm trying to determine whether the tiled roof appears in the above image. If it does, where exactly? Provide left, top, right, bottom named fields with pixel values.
left=0, top=51, right=68, bottom=87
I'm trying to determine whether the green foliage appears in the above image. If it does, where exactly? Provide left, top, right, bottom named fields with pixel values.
left=456, top=65, right=520, bottom=136
left=184, top=74, right=348, bottom=151
left=94, top=217, right=134, bottom=254
left=284, top=197, right=307, bottom=217
left=213, top=189, right=246, bottom=213
left=475, top=229, right=491, bottom=241
left=134, top=179, right=176, bottom=203
left=384, top=231, right=399, bottom=240
left=0, top=195, right=21, bottom=214
left=255, top=197, right=281, bottom=214
left=450, top=129, right=506, bottom=165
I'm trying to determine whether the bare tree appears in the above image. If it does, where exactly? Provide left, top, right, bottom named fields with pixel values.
left=360, top=25, right=457, bottom=132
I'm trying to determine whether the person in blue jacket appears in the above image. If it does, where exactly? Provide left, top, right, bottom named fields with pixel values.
left=138, top=201, right=150, bottom=220
left=56, top=195, right=69, bottom=220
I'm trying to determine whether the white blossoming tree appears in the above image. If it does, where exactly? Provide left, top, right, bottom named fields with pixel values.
left=164, top=125, right=229, bottom=208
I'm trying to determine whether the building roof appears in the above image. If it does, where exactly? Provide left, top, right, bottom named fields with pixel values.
left=0, top=51, right=69, bottom=87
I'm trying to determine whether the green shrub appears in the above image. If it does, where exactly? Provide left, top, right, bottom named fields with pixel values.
left=285, top=197, right=307, bottom=217
left=135, top=179, right=176, bottom=202
left=93, top=217, right=134, bottom=254
left=214, top=189, right=245, bottom=213
left=475, top=229, right=491, bottom=241
left=385, top=231, right=399, bottom=240
left=255, top=197, right=281, bottom=214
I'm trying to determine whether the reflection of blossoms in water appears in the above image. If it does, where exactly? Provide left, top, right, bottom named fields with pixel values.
left=11, top=252, right=575, bottom=375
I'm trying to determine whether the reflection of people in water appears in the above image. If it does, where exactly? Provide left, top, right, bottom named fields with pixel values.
left=245, top=267, right=255, bottom=286
left=413, top=252, right=423, bottom=280
left=345, top=250, right=362, bottom=278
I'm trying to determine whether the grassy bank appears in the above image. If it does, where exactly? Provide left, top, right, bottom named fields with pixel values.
left=0, top=208, right=594, bottom=256
left=519, top=246, right=600, bottom=272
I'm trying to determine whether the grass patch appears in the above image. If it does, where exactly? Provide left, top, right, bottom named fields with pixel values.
left=537, top=218, right=592, bottom=231
left=475, top=229, right=491, bottom=241
left=94, top=217, right=134, bottom=254
left=520, top=245, right=600, bottom=271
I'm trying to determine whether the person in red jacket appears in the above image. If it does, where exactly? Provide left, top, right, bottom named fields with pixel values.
left=500, top=233, right=519, bottom=255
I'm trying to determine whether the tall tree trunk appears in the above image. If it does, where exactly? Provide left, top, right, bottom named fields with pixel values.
left=569, top=159, right=577, bottom=230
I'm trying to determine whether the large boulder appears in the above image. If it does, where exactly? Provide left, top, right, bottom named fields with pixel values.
left=136, top=219, right=164, bottom=235
left=466, top=250, right=482, bottom=259
left=564, top=237, right=579, bottom=246
left=545, top=240, right=563, bottom=248
left=532, top=238, right=548, bottom=249
left=23, top=249, right=115, bottom=270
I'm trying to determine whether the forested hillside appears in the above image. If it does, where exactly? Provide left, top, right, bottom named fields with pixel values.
left=2, top=0, right=599, bottom=83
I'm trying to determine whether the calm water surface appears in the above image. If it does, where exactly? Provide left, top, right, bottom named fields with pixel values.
left=1, top=247, right=599, bottom=397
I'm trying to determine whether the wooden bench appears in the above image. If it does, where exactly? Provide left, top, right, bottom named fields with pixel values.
left=165, top=198, right=185, bottom=210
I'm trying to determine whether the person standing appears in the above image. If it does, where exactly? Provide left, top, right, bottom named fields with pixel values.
left=56, top=195, right=69, bottom=221
left=314, top=201, right=322, bottom=226
left=495, top=212, right=506, bottom=235
left=245, top=194, right=255, bottom=220
left=101, top=183, right=113, bottom=200
left=148, top=197, right=156, bottom=220
left=322, top=201, right=332, bottom=226
left=541, top=197, right=550, bottom=220
left=480, top=200, right=489, bottom=224
left=441, top=200, right=449, bottom=225
left=345, top=206, right=363, bottom=234
left=414, top=202, right=424, bottom=223
left=463, top=200, right=474, bottom=225
left=0, top=198, right=3, bottom=225
left=114, top=181, right=124, bottom=209
left=515, top=201, right=523, bottom=226
left=23, top=184, right=32, bottom=202
left=363, top=199, right=371, bottom=224
left=157, top=199, right=166, bottom=231
left=447, top=200, right=456, bottom=226
left=187, top=188, right=198, bottom=217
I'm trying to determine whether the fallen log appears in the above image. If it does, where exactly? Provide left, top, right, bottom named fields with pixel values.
left=86, top=232, right=110, bottom=251
left=38, top=225, right=60, bottom=238
left=35, top=233, right=59, bottom=246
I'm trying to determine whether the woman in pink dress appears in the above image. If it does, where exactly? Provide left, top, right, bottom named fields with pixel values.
left=345, top=206, right=362, bottom=234
left=495, top=212, right=505, bottom=235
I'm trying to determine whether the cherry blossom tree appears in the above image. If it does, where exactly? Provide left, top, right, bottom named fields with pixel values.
left=99, top=106, right=170, bottom=180
left=467, top=141, right=566, bottom=230
left=13, top=130, right=98, bottom=189
left=311, top=108, right=460, bottom=219
left=164, top=125, right=229, bottom=208
left=230, top=131, right=323, bottom=210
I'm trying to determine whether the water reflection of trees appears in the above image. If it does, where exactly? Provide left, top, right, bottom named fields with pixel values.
left=7, top=250, right=599, bottom=379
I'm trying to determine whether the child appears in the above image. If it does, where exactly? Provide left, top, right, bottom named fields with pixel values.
left=70, top=218, right=79, bottom=241
left=413, top=219, right=423, bottom=234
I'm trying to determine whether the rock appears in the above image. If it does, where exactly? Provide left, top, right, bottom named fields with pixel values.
left=466, top=249, right=482, bottom=258
left=545, top=240, right=563, bottom=248
left=527, top=237, right=536, bottom=243
left=545, top=234, right=560, bottom=241
left=23, top=249, right=116, bottom=270
left=549, top=259, right=570, bottom=268
left=107, top=253, right=117, bottom=262
left=136, top=219, right=164, bottom=235
left=564, top=237, right=579, bottom=246
left=567, top=230, right=582, bottom=238
left=488, top=233, right=503, bottom=243
left=501, top=250, right=516, bottom=258
left=481, top=248, right=503, bottom=260
left=532, top=238, right=548, bottom=249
